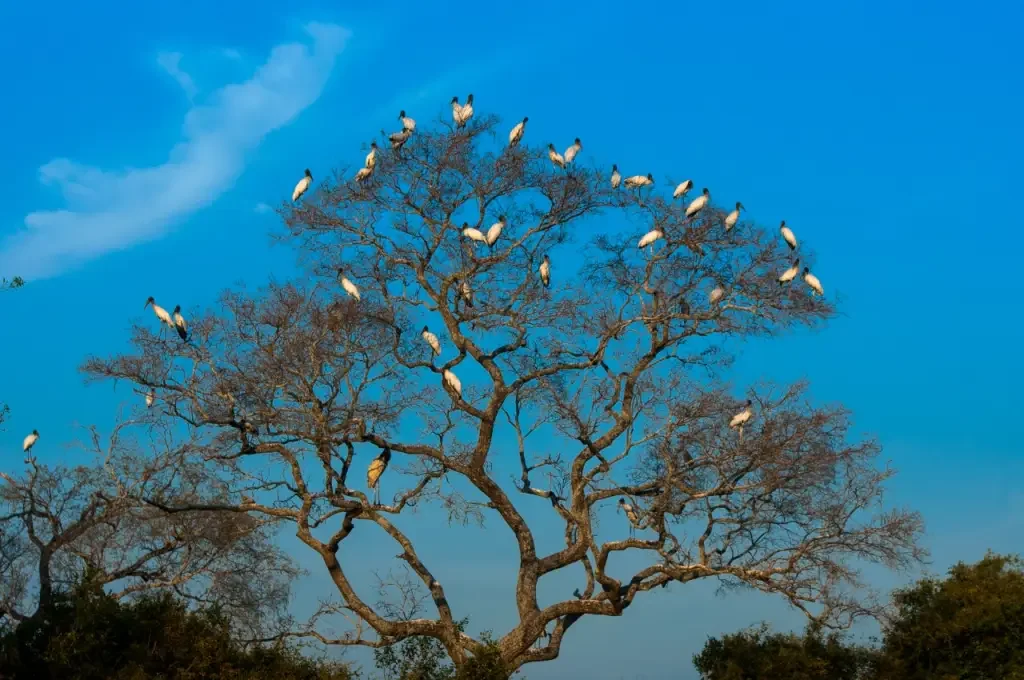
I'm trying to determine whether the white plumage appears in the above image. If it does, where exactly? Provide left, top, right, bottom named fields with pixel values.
left=460, top=280, right=474, bottom=307
left=292, top=169, right=313, bottom=202
left=388, top=128, right=412, bottom=150
left=709, top=286, right=725, bottom=304
left=508, top=117, right=527, bottom=147
left=354, top=167, right=373, bottom=182
left=451, top=96, right=462, bottom=125
left=460, top=94, right=474, bottom=126
left=623, top=173, right=654, bottom=189
left=778, top=260, right=800, bottom=285
left=724, top=202, right=744, bottom=231
left=673, top=180, right=693, bottom=199
left=729, top=400, right=753, bottom=429
left=365, top=142, right=378, bottom=170
left=338, top=271, right=361, bottom=300
left=462, top=223, right=487, bottom=244
left=486, top=216, right=505, bottom=247
left=172, top=305, right=188, bottom=341
left=421, top=326, right=441, bottom=356
left=686, top=188, right=711, bottom=217
left=144, top=297, right=174, bottom=328
left=780, top=220, right=798, bottom=250
left=399, top=110, right=416, bottom=131
left=145, top=389, right=155, bottom=408
left=610, top=164, right=621, bottom=189
left=22, top=430, right=39, bottom=453
left=564, top=138, right=582, bottom=165
left=618, top=498, right=640, bottom=534
left=443, top=368, right=462, bottom=396
left=548, top=144, right=565, bottom=169
left=802, top=267, right=824, bottom=296
left=539, top=255, right=551, bottom=288
left=638, top=229, right=664, bottom=249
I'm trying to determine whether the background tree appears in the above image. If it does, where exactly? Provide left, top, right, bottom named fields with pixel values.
left=84, top=105, right=924, bottom=674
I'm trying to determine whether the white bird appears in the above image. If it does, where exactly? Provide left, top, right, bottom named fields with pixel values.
left=443, top=368, right=462, bottom=397
left=686, top=188, right=711, bottom=218
left=388, top=128, right=412, bottom=150
left=145, top=389, right=155, bottom=408
left=778, top=260, right=801, bottom=285
left=802, top=267, right=824, bottom=296
left=729, top=399, right=753, bottom=430
left=485, top=216, right=505, bottom=247
left=623, top=173, right=654, bottom=189
left=144, top=297, right=174, bottom=329
left=460, top=94, right=474, bottom=126
left=451, top=96, right=462, bottom=126
left=618, top=498, right=641, bottom=537
left=338, top=270, right=361, bottom=301
left=539, top=254, right=551, bottom=288
left=709, top=286, right=725, bottom=304
left=354, top=167, right=373, bottom=182
left=172, top=305, right=188, bottom=342
left=638, top=228, right=664, bottom=249
left=22, top=429, right=39, bottom=453
left=724, top=202, right=744, bottom=231
left=564, top=138, right=582, bottom=165
left=462, top=222, right=487, bottom=244
left=367, top=447, right=391, bottom=504
left=292, top=169, right=313, bottom=202
left=548, top=144, right=566, bottom=169
left=460, top=280, right=474, bottom=308
left=610, top=164, right=621, bottom=189
left=673, top=180, right=693, bottom=199
left=508, top=117, right=528, bottom=147
left=399, top=110, right=416, bottom=132
left=780, top=220, right=798, bottom=250
left=365, top=142, right=379, bottom=170
left=421, top=326, right=441, bottom=356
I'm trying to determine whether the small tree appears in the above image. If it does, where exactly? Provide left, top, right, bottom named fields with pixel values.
left=85, top=104, right=924, bottom=674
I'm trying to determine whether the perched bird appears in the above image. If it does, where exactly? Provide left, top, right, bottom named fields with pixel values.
left=618, top=498, right=641, bottom=537
left=145, top=389, right=155, bottom=408
left=679, top=299, right=691, bottom=317
left=729, top=399, right=753, bottom=431
left=539, top=254, right=551, bottom=288
left=564, top=138, right=582, bottom=165
left=367, top=446, right=392, bottom=505
left=144, top=297, right=174, bottom=329
left=547, top=144, right=566, bottom=169
left=780, top=220, right=798, bottom=250
left=709, top=286, right=725, bottom=304
left=802, top=267, right=824, bottom=296
left=462, top=222, right=487, bottom=244
left=22, top=429, right=39, bottom=454
left=623, top=173, right=654, bottom=189
left=365, top=142, right=379, bottom=170
left=724, top=202, right=744, bottom=231
left=508, top=117, right=528, bottom=147
left=459, top=280, right=474, bottom=308
left=610, top=164, right=621, bottom=189
left=292, top=169, right=313, bottom=202
left=443, top=368, right=462, bottom=397
left=638, top=228, right=664, bottom=249
left=673, top=180, right=693, bottom=199
left=485, top=216, right=505, bottom=247
left=172, top=305, right=188, bottom=341
left=460, top=93, right=474, bottom=127
left=778, top=260, right=801, bottom=285
left=388, top=128, right=412, bottom=151
left=399, top=110, right=416, bottom=131
left=421, top=326, right=441, bottom=356
left=451, top=96, right=462, bottom=125
left=686, top=188, right=711, bottom=218
left=354, top=166, right=373, bottom=182
left=337, top=269, right=361, bottom=301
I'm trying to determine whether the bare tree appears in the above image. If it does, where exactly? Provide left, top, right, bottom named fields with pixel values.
left=83, top=108, right=924, bottom=673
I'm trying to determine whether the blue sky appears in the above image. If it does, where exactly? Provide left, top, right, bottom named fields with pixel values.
left=1, top=1, right=1023, bottom=677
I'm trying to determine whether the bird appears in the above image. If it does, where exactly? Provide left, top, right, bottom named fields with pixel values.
left=724, top=202, right=744, bottom=231
left=145, top=389, right=155, bottom=408
left=780, top=220, right=798, bottom=250
left=365, top=142, right=378, bottom=170
left=686, top=188, right=711, bottom=218
left=462, top=223, right=487, bottom=244
left=539, top=254, right=551, bottom=288
left=624, top=173, right=654, bottom=189
left=485, top=216, right=505, bottom=247
left=459, top=94, right=474, bottom=127
left=171, top=305, right=188, bottom=341
left=709, top=286, right=725, bottom=305
left=618, top=498, right=641, bottom=537
left=729, top=399, right=753, bottom=434
left=459, top=280, right=474, bottom=308
left=508, top=117, right=528, bottom=147
left=610, top=164, right=621, bottom=189
left=367, top=446, right=392, bottom=505
left=144, top=297, right=174, bottom=330
left=673, top=180, right=693, bottom=200
left=22, top=429, right=39, bottom=454
left=547, top=144, right=566, bottom=169
left=388, top=128, right=412, bottom=151
left=564, top=138, right=582, bottom=165
left=421, top=326, right=441, bottom=356
left=451, top=96, right=462, bottom=125
left=443, top=368, right=462, bottom=397
left=337, top=269, right=361, bottom=300
left=678, top=299, right=691, bottom=317
left=778, top=260, right=801, bottom=285
left=399, top=110, right=416, bottom=132
left=292, top=169, right=313, bottom=202
left=638, top=228, right=664, bottom=249
left=803, top=267, right=824, bottom=296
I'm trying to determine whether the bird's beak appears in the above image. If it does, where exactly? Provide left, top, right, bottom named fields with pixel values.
left=143, top=300, right=150, bottom=309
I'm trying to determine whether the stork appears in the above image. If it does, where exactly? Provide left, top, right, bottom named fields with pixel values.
left=367, top=446, right=392, bottom=505
left=172, top=305, right=188, bottom=342
left=292, top=169, right=313, bottom=202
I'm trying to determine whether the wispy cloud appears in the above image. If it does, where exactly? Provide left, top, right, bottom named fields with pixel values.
left=156, top=51, right=197, bottom=100
left=254, top=202, right=272, bottom=214
left=0, top=22, right=349, bottom=281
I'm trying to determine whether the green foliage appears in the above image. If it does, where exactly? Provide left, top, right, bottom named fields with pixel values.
left=874, top=552, right=1024, bottom=680
left=0, top=581, right=354, bottom=680
left=692, top=623, right=876, bottom=680
left=371, top=624, right=512, bottom=680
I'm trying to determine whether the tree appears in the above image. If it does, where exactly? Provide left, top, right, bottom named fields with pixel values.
left=874, top=552, right=1024, bottom=679
left=83, top=105, right=924, bottom=675
left=692, top=623, right=877, bottom=679
left=0, top=580, right=354, bottom=679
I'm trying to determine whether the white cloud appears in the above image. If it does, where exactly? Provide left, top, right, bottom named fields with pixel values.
left=0, top=22, right=349, bottom=281
left=156, top=51, right=197, bottom=100
left=254, top=202, right=272, bottom=214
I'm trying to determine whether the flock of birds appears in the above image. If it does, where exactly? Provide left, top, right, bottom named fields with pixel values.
left=16, top=94, right=827, bottom=534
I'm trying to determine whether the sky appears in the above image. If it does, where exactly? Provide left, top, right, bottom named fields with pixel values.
left=1, top=1, right=1023, bottom=677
